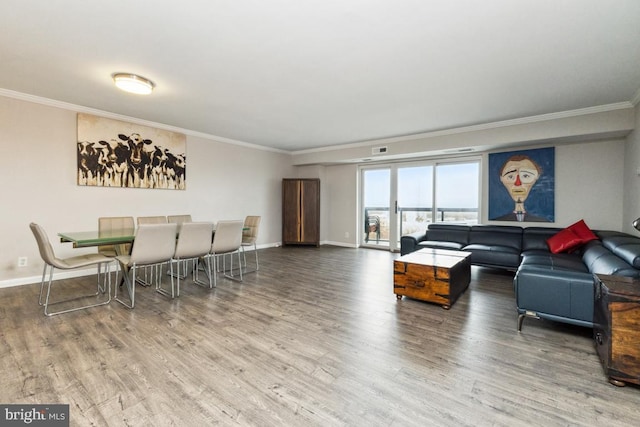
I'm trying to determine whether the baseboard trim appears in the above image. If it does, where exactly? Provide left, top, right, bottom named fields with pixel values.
left=322, top=241, right=358, bottom=248
left=1, top=242, right=285, bottom=289
left=0, top=267, right=99, bottom=289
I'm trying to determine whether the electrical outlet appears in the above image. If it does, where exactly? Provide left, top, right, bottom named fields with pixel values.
left=18, top=257, right=28, bottom=267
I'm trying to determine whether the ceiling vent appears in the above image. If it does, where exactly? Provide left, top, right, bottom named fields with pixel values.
left=372, top=146, right=388, bottom=155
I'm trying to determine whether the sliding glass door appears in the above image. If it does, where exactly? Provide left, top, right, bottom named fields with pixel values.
left=397, top=165, right=433, bottom=240
left=362, top=168, right=391, bottom=248
left=361, top=159, right=479, bottom=251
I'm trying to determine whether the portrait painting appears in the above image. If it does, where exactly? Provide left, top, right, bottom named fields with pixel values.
left=77, top=113, right=186, bottom=190
left=488, top=147, right=554, bottom=222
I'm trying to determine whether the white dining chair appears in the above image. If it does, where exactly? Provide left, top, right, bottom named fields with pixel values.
left=135, top=216, right=168, bottom=286
left=241, top=215, right=261, bottom=273
left=167, top=214, right=193, bottom=228
left=30, top=222, right=112, bottom=316
left=168, top=214, right=194, bottom=278
left=98, top=216, right=135, bottom=257
left=137, top=216, right=168, bottom=225
left=114, top=223, right=178, bottom=308
left=207, top=220, right=244, bottom=288
left=171, top=221, right=214, bottom=294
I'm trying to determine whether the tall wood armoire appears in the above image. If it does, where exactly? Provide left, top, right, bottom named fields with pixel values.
left=282, top=178, right=320, bottom=246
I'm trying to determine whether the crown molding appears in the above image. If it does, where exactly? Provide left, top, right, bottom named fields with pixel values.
left=292, top=102, right=635, bottom=155
left=0, top=88, right=288, bottom=154
left=3, top=87, right=634, bottom=156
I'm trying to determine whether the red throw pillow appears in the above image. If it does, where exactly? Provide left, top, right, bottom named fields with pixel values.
left=568, top=219, right=598, bottom=244
left=547, top=228, right=584, bottom=254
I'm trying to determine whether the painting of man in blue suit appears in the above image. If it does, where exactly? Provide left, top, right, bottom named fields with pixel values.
left=489, top=147, right=554, bottom=222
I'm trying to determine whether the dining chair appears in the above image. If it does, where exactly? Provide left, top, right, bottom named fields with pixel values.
left=167, top=214, right=194, bottom=278
left=241, top=215, right=261, bottom=273
left=30, top=222, right=112, bottom=316
left=135, top=216, right=168, bottom=285
left=167, top=214, right=193, bottom=228
left=137, top=216, right=168, bottom=225
left=171, top=221, right=214, bottom=294
left=114, top=223, right=178, bottom=308
left=207, top=220, right=244, bottom=288
left=98, top=216, right=135, bottom=257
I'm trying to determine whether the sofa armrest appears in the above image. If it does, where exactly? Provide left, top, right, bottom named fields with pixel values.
left=514, top=266, right=594, bottom=324
left=400, top=231, right=427, bottom=255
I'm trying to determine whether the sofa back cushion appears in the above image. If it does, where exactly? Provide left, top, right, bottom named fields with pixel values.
left=582, top=241, right=640, bottom=277
left=469, top=225, right=522, bottom=251
left=522, top=227, right=562, bottom=253
left=426, top=224, right=469, bottom=245
left=598, top=231, right=640, bottom=268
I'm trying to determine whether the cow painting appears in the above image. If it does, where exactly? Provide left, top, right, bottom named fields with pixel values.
left=77, top=114, right=186, bottom=190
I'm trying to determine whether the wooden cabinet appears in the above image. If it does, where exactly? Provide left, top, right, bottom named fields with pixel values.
left=593, top=274, right=640, bottom=386
left=282, top=179, right=320, bottom=246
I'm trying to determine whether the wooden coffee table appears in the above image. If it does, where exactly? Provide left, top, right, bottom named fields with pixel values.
left=393, top=248, right=471, bottom=309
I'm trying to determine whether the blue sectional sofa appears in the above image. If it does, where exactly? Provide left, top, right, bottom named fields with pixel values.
left=400, top=224, right=640, bottom=331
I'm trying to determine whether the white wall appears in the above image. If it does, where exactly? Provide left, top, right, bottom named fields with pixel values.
left=299, top=139, right=628, bottom=248
left=1, top=93, right=636, bottom=287
left=0, top=95, right=294, bottom=286
left=484, top=140, right=625, bottom=230
left=623, top=105, right=640, bottom=235
left=323, top=164, right=359, bottom=246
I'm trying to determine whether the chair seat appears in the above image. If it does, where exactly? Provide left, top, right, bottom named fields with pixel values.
left=58, top=253, right=115, bottom=269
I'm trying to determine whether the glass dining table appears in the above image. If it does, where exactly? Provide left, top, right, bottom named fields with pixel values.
left=58, top=225, right=248, bottom=248
left=58, top=229, right=136, bottom=248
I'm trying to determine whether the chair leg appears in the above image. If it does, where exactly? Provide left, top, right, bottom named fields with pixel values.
left=242, top=246, right=246, bottom=268
left=40, top=263, right=112, bottom=316
left=254, top=243, right=259, bottom=271
left=211, top=255, right=218, bottom=288
left=241, top=244, right=259, bottom=274
left=223, top=251, right=243, bottom=282
left=115, top=263, right=136, bottom=309
left=155, top=262, right=176, bottom=299
left=192, top=256, right=213, bottom=289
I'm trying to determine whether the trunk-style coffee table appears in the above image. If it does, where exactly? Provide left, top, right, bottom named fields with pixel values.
left=393, top=248, right=471, bottom=309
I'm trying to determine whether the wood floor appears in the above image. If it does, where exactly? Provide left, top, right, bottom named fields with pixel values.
left=1, top=246, right=639, bottom=426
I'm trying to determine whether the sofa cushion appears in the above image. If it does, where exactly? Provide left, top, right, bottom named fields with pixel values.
left=522, top=227, right=562, bottom=253
left=426, top=224, right=469, bottom=245
left=547, top=220, right=600, bottom=254
left=568, top=219, right=599, bottom=244
left=547, top=227, right=584, bottom=254
left=469, top=225, right=522, bottom=251
left=417, top=240, right=465, bottom=251
left=582, top=241, right=640, bottom=277
left=463, top=244, right=521, bottom=268
left=599, top=233, right=640, bottom=268
left=520, top=253, right=588, bottom=272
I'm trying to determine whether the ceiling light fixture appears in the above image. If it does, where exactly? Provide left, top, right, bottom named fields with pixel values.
left=112, top=73, right=155, bottom=95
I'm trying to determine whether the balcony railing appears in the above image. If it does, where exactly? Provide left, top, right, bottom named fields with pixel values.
left=364, top=206, right=478, bottom=243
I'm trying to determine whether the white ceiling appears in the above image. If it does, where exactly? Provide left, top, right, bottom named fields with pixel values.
left=1, top=1, right=639, bottom=152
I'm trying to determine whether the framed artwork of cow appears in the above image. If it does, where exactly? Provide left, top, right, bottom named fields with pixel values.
left=77, top=113, right=186, bottom=190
